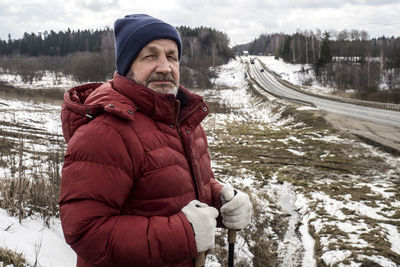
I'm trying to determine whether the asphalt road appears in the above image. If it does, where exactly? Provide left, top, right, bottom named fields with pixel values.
left=246, top=57, right=400, bottom=153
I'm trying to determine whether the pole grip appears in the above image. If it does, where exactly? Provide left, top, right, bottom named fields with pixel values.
left=228, top=229, right=237, bottom=244
left=194, top=251, right=205, bottom=267
left=228, top=229, right=236, bottom=267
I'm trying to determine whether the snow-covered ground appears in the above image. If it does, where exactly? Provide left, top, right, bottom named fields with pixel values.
left=258, top=55, right=400, bottom=95
left=0, top=99, right=64, bottom=180
left=203, top=59, right=400, bottom=266
left=257, top=56, right=340, bottom=95
left=0, top=210, right=76, bottom=267
left=0, top=69, right=78, bottom=89
left=0, top=99, right=70, bottom=266
left=1, top=59, right=399, bottom=266
left=257, top=56, right=313, bottom=86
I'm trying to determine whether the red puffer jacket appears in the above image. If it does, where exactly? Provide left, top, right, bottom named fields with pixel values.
left=59, top=73, right=223, bottom=267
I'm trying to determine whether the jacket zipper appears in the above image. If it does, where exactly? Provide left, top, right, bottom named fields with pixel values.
left=175, top=101, right=204, bottom=201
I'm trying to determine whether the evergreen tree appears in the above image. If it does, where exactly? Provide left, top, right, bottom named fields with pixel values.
left=315, top=31, right=332, bottom=72
left=280, top=35, right=292, bottom=62
left=0, top=26, right=233, bottom=87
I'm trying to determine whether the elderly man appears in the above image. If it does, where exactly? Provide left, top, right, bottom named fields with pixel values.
left=59, top=14, right=252, bottom=267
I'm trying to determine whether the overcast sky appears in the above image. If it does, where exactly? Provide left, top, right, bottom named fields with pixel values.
left=1, top=0, right=399, bottom=46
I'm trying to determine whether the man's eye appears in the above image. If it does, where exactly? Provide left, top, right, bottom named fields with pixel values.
left=168, top=55, right=178, bottom=61
left=144, top=55, right=154, bottom=59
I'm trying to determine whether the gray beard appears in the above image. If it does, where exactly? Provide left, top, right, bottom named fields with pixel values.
left=160, top=85, right=178, bottom=96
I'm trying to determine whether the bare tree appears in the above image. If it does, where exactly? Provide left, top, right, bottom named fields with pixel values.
left=100, top=28, right=115, bottom=79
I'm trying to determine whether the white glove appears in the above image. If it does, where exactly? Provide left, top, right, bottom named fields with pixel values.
left=181, top=200, right=219, bottom=252
left=221, top=186, right=252, bottom=230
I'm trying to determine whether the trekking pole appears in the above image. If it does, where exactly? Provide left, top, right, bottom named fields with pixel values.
left=194, top=251, right=205, bottom=267
left=228, top=229, right=237, bottom=267
left=222, top=190, right=237, bottom=267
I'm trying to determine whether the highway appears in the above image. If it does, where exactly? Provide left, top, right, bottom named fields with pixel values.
left=246, top=57, right=400, bottom=152
left=248, top=58, right=400, bottom=128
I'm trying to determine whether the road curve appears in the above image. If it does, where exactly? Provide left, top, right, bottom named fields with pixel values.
left=245, top=57, right=400, bottom=153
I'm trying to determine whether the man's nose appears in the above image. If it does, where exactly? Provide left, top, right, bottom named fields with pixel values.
left=155, top=55, right=172, bottom=73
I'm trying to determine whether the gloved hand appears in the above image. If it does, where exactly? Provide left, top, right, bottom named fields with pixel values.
left=181, top=200, right=219, bottom=252
left=221, top=186, right=252, bottom=230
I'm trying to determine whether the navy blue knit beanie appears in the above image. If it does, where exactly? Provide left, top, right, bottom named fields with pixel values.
left=114, top=14, right=182, bottom=76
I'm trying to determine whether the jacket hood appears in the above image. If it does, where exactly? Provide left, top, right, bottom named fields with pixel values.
left=61, top=82, right=103, bottom=143
left=61, top=73, right=209, bottom=143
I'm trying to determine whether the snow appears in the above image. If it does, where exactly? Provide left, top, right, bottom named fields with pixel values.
left=0, top=209, right=76, bottom=267
left=0, top=100, right=62, bottom=135
left=299, top=211, right=316, bottom=267
left=1, top=57, right=399, bottom=266
left=234, top=234, right=254, bottom=263
left=0, top=69, right=77, bottom=89
left=360, top=182, right=397, bottom=199
left=257, top=56, right=310, bottom=86
left=257, top=56, right=334, bottom=96
left=321, top=250, right=352, bottom=266
left=379, top=223, right=400, bottom=255
left=0, top=99, right=64, bottom=181
left=212, top=60, right=247, bottom=89
left=296, top=106, right=319, bottom=111
left=203, top=59, right=399, bottom=266
left=312, top=191, right=391, bottom=221
left=257, top=55, right=400, bottom=96
left=276, top=182, right=302, bottom=266
left=205, top=254, right=221, bottom=267
left=287, top=148, right=305, bottom=156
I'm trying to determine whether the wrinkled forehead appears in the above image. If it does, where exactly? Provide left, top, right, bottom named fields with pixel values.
left=140, top=39, right=179, bottom=54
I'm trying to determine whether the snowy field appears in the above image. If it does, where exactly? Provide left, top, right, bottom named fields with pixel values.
left=203, top=59, right=400, bottom=266
left=0, top=69, right=78, bottom=89
left=0, top=59, right=399, bottom=266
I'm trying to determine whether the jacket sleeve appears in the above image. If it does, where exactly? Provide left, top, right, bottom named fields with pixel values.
left=59, top=120, right=197, bottom=266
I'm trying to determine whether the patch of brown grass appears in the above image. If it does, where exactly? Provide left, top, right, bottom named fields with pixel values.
left=0, top=81, right=64, bottom=105
left=0, top=247, right=27, bottom=267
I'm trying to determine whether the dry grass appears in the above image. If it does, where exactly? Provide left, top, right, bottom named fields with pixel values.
left=280, top=106, right=331, bottom=130
left=0, top=151, right=62, bottom=225
left=0, top=81, right=64, bottom=105
left=205, top=92, right=398, bottom=265
left=0, top=106, right=63, bottom=226
left=1, top=78, right=398, bottom=265
left=0, top=247, right=27, bottom=267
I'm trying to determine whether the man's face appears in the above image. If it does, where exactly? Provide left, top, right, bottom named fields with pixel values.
left=127, top=39, right=180, bottom=95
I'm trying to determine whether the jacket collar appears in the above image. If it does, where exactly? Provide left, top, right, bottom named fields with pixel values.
left=111, top=72, right=209, bottom=129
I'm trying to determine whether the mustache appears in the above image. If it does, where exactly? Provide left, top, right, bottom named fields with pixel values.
left=146, top=73, right=177, bottom=85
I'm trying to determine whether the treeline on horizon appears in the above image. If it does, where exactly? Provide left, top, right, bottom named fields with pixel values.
left=1, top=27, right=399, bottom=103
left=234, top=29, right=400, bottom=103
left=0, top=26, right=234, bottom=88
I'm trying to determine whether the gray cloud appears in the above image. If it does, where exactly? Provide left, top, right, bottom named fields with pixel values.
left=74, top=0, right=120, bottom=12
left=0, top=1, right=67, bottom=39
